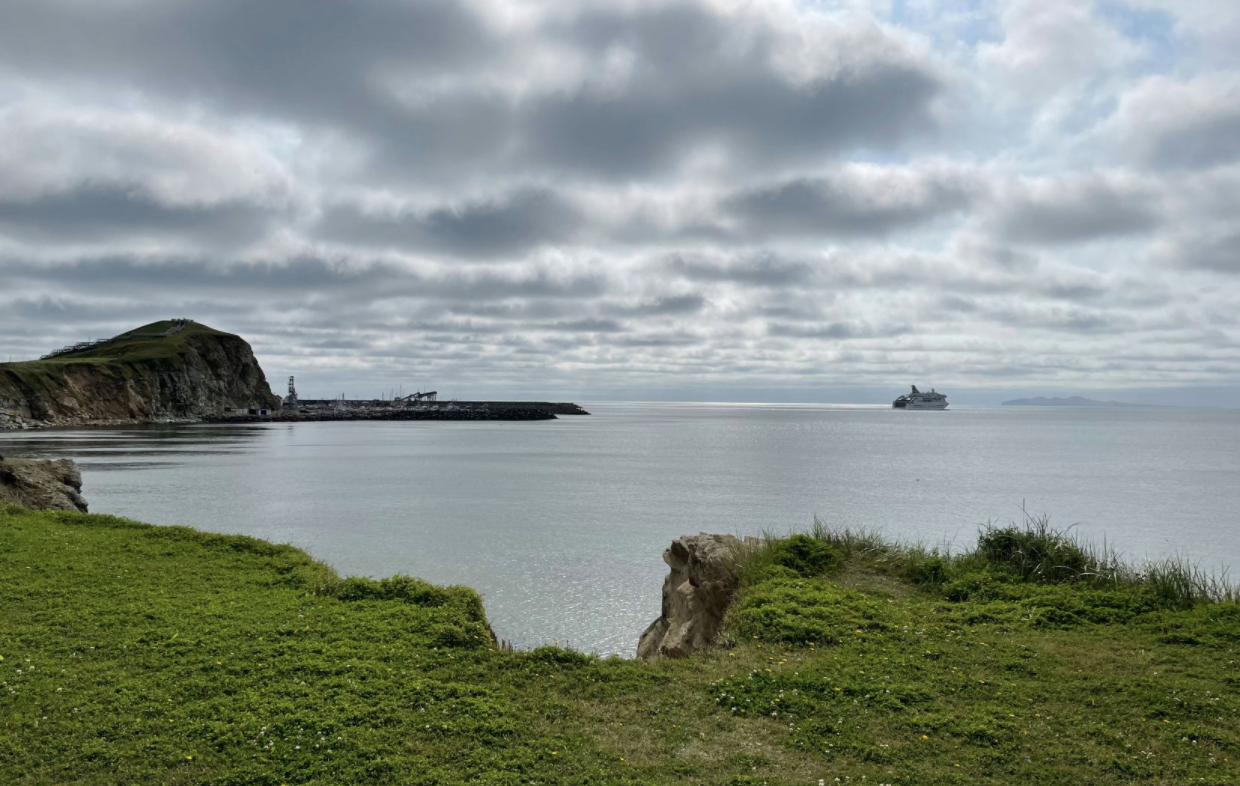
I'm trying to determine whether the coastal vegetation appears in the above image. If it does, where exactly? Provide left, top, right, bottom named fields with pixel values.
left=2, top=505, right=1238, bottom=785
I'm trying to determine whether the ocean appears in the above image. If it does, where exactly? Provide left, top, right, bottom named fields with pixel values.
left=4, top=402, right=1238, bottom=655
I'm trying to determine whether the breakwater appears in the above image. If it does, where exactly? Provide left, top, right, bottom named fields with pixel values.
left=206, top=401, right=589, bottom=424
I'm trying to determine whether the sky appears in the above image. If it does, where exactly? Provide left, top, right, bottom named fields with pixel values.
left=1, top=0, right=1238, bottom=405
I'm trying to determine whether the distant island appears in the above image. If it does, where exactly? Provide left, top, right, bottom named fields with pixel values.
left=1001, top=396, right=1141, bottom=407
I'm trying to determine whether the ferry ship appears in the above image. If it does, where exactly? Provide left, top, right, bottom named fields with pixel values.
left=892, top=385, right=948, bottom=410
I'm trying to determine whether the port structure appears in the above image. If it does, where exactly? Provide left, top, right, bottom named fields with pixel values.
left=397, top=390, right=438, bottom=404
left=286, top=388, right=439, bottom=412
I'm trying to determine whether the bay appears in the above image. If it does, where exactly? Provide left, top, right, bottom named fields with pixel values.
left=3, top=402, right=1238, bottom=655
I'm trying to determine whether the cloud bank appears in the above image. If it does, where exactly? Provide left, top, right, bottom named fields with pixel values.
left=0, top=0, right=1238, bottom=402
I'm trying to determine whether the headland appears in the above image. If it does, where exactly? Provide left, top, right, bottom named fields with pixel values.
left=0, top=321, right=588, bottom=429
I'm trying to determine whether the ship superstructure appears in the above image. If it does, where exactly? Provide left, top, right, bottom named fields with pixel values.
left=892, top=385, right=949, bottom=410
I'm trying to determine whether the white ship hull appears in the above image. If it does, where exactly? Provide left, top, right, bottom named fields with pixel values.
left=903, top=400, right=948, bottom=410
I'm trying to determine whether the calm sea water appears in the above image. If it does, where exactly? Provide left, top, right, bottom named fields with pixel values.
left=3, top=403, right=1239, bottom=654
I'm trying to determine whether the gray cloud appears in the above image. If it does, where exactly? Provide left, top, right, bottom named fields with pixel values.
left=545, top=318, right=625, bottom=334
left=1166, top=232, right=1240, bottom=274
left=988, top=176, right=1162, bottom=245
left=0, top=184, right=273, bottom=245
left=317, top=189, right=584, bottom=260
left=1039, top=281, right=1107, bottom=302
left=0, top=255, right=610, bottom=303
left=721, top=170, right=975, bottom=239
left=513, top=3, right=944, bottom=178
left=666, top=253, right=814, bottom=286
left=986, top=306, right=1126, bottom=334
left=1105, top=74, right=1240, bottom=169
left=0, top=0, right=943, bottom=183
left=521, top=63, right=941, bottom=180
left=768, top=322, right=913, bottom=340
left=618, top=295, right=708, bottom=317
left=0, top=0, right=494, bottom=122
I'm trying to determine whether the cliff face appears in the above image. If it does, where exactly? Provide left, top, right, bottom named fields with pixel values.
left=0, top=456, right=88, bottom=512
left=0, top=321, right=281, bottom=429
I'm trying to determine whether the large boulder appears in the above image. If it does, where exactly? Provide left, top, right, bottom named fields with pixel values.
left=637, top=533, right=753, bottom=660
left=0, top=456, right=88, bottom=512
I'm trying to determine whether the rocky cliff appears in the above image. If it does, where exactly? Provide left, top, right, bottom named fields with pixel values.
left=638, top=533, right=756, bottom=659
left=0, top=320, right=281, bottom=429
left=0, top=456, right=88, bottom=512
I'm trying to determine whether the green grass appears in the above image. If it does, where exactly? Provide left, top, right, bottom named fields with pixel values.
left=3, top=505, right=1239, bottom=785
left=3, top=321, right=232, bottom=371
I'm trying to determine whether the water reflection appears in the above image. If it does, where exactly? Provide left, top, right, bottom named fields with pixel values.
left=2, top=424, right=266, bottom=465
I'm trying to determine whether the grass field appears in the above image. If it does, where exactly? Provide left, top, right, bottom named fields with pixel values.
left=2, top=504, right=1238, bottom=785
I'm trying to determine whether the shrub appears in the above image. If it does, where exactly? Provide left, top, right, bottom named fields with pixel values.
left=728, top=579, right=893, bottom=644
left=430, top=622, right=492, bottom=649
left=975, top=516, right=1107, bottom=584
left=904, top=552, right=951, bottom=586
left=328, top=576, right=488, bottom=621
left=769, top=534, right=840, bottom=577
left=523, top=646, right=595, bottom=667
left=333, top=575, right=453, bottom=605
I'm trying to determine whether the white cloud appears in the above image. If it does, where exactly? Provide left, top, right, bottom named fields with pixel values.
left=977, top=0, right=1140, bottom=99
left=1099, top=73, right=1240, bottom=169
left=0, top=105, right=292, bottom=208
left=1119, top=0, right=1240, bottom=65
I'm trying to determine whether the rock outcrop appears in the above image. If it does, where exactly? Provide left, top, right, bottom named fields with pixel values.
left=0, top=320, right=280, bottom=429
left=0, top=456, right=88, bottom=512
left=638, top=533, right=753, bottom=660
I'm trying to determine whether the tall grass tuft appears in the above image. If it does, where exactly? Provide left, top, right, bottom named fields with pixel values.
left=1138, top=558, right=1238, bottom=607
left=752, top=510, right=1238, bottom=609
left=974, top=513, right=1122, bottom=584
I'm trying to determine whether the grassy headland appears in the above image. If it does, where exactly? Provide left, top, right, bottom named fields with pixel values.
left=0, top=321, right=279, bottom=427
left=1, top=321, right=225, bottom=406
left=3, top=321, right=231, bottom=373
left=2, top=505, right=1238, bottom=785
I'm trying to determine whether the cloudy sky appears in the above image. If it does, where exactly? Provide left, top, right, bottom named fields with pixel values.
left=1, top=0, right=1238, bottom=405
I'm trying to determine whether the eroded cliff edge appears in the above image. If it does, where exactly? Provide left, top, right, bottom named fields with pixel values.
left=638, top=533, right=754, bottom=659
left=0, top=320, right=281, bottom=430
left=0, top=456, right=88, bottom=512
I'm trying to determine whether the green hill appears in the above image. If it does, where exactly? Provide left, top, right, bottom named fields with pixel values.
left=35, top=319, right=233, bottom=364
left=0, top=320, right=279, bottom=429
